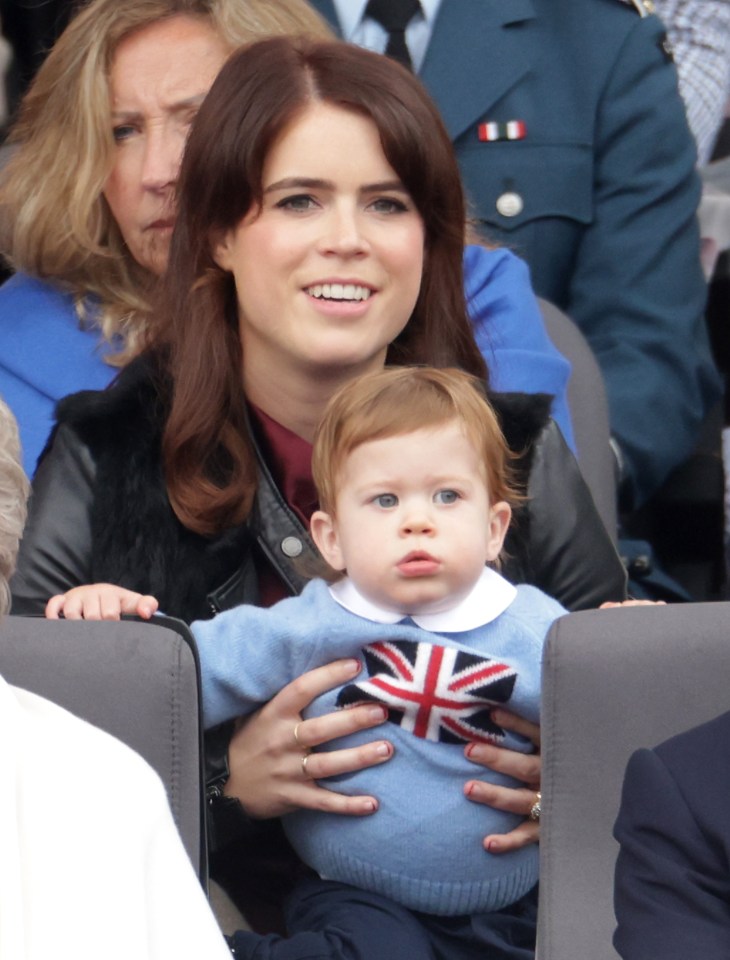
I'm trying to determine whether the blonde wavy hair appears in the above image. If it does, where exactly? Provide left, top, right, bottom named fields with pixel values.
left=0, top=398, right=29, bottom=618
left=0, top=0, right=332, bottom=364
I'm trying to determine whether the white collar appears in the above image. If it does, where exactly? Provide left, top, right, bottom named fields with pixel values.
left=333, top=0, right=442, bottom=40
left=328, top=566, right=517, bottom=633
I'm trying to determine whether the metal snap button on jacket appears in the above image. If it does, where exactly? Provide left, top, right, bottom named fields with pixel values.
left=496, top=191, right=524, bottom=218
left=281, top=536, right=303, bottom=558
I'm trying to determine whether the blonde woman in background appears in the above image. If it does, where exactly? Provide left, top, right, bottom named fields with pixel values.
left=0, top=0, right=332, bottom=476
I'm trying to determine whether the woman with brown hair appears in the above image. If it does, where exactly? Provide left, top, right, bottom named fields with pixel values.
left=13, top=36, right=625, bottom=950
left=0, top=0, right=573, bottom=479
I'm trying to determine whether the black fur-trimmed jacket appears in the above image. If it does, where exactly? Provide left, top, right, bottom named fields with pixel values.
left=11, top=357, right=626, bottom=618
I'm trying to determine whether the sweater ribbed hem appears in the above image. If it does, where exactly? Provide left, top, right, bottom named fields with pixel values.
left=316, top=842, right=538, bottom=916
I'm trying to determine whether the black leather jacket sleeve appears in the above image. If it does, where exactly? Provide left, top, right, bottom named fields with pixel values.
left=11, top=424, right=96, bottom=614
left=520, top=419, right=627, bottom=609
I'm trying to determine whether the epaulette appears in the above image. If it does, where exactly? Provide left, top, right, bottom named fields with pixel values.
left=618, top=0, right=654, bottom=15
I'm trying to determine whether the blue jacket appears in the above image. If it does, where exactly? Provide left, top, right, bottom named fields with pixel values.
left=311, top=0, right=721, bottom=505
left=0, top=273, right=118, bottom=477
left=0, top=250, right=573, bottom=479
left=614, top=711, right=730, bottom=959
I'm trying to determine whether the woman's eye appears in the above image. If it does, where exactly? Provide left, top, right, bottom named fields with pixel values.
left=369, top=197, right=408, bottom=214
left=276, top=194, right=318, bottom=212
left=374, top=493, right=398, bottom=509
left=434, top=489, right=460, bottom=504
left=112, top=124, right=137, bottom=143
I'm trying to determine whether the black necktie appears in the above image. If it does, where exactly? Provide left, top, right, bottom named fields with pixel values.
left=364, top=0, right=423, bottom=71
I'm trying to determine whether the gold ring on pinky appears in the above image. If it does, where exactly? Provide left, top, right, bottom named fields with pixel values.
left=301, top=753, right=313, bottom=779
left=529, top=791, right=541, bottom=822
left=293, top=722, right=304, bottom=747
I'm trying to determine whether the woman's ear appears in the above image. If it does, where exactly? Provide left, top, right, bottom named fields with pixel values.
left=211, top=229, right=233, bottom=271
left=485, top=500, right=511, bottom=563
left=310, top=510, right=345, bottom=571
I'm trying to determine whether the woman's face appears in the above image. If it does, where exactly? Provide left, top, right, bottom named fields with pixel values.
left=103, top=15, right=229, bottom=276
left=214, top=102, right=425, bottom=389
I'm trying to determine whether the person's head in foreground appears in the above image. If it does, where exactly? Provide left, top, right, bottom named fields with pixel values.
left=0, top=398, right=28, bottom=617
left=155, top=36, right=487, bottom=535
left=0, top=0, right=331, bottom=358
left=308, top=366, right=518, bottom=615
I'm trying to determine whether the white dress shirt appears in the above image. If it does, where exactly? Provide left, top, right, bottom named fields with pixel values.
left=331, top=0, right=442, bottom=72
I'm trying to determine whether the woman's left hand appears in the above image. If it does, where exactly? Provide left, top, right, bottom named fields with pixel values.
left=464, top=708, right=541, bottom=854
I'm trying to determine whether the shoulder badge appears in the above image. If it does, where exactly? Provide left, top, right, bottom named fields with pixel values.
left=618, top=0, right=654, bottom=15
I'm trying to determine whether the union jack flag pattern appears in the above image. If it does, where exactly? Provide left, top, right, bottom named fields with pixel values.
left=336, top=640, right=517, bottom=744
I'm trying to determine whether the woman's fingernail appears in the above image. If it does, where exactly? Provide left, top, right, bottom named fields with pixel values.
left=375, top=742, right=391, bottom=758
left=465, top=781, right=474, bottom=797
left=486, top=838, right=499, bottom=853
left=367, top=706, right=387, bottom=722
left=346, top=659, right=361, bottom=675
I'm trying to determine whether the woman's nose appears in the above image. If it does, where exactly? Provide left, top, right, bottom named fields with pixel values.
left=141, top=130, right=180, bottom=191
left=319, top=205, right=368, bottom=257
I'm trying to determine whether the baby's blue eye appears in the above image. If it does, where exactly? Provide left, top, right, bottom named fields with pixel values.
left=374, top=493, right=398, bottom=508
left=434, top=489, right=459, bottom=504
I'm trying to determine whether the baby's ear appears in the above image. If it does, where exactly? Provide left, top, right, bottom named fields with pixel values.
left=485, top=500, right=512, bottom=563
left=310, top=510, right=346, bottom=571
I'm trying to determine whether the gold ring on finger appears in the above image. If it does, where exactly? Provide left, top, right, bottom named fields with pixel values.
left=293, top=722, right=304, bottom=747
left=529, top=791, right=541, bottom=822
left=301, top=753, right=313, bottom=780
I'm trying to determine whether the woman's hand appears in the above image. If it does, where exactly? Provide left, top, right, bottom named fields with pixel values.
left=225, top=658, right=393, bottom=819
left=45, top=583, right=159, bottom=620
left=464, top=708, right=541, bottom=854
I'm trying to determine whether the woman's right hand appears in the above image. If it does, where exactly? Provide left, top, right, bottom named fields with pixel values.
left=224, top=658, right=393, bottom=819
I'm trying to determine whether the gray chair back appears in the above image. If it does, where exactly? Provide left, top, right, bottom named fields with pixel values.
left=538, top=603, right=730, bottom=960
left=538, top=298, right=617, bottom=542
left=0, top=614, right=205, bottom=879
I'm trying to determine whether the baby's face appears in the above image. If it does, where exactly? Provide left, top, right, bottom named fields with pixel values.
left=312, top=422, right=510, bottom=615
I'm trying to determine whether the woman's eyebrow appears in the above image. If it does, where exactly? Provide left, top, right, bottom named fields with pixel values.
left=360, top=180, right=407, bottom=195
left=110, top=93, right=208, bottom=122
left=264, top=177, right=332, bottom=193
left=263, top=178, right=408, bottom=195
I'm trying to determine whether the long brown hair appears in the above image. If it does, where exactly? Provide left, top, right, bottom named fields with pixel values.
left=154, top=37, right=488, bottom=535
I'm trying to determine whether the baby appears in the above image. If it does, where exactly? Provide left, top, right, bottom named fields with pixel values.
left=49, top=367, right=568, bottom=957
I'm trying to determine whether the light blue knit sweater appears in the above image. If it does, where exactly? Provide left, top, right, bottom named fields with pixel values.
left=193, top=576, right=566, bottom=915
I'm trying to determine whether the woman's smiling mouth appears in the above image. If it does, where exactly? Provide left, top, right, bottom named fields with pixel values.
left=305, top=283, right=374, bottom=301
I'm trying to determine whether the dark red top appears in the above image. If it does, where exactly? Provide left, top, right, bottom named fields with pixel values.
left=249, top=404, right=318, bottom=607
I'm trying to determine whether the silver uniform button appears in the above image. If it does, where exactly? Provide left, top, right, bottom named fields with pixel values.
left=496, top=191, right=523, bottom=218
left=281, top=536, right=303, bottom=558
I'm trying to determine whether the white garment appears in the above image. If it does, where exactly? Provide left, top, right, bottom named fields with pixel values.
left=654, top=0, right=730, bottom=164
left=0, top=676, right=230, bottom=960
left=331, top=0, right=442, bottom=72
